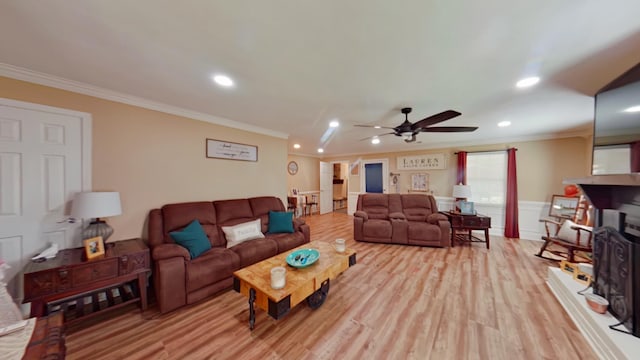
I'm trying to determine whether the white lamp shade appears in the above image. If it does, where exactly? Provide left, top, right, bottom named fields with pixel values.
left=71, top=192, right=122, bottom=219
left=452, top=184, right=471, bottom=199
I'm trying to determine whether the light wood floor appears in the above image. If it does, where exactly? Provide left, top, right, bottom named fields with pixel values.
left=66, top=213, right=597, bottom=359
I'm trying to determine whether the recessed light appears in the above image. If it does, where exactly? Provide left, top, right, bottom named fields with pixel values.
left=317, top=148, right=324, bottom=153
left=516, top=76, right=540, bottom=88
left=498, top=121, right=511, bottom=127
left=293, top=143, right=301, bottom=149
left=623, top=105, right=640, bottom=113
left=371, top=137, right=380, bottom=144
left=212, top=74, right=234, bottom=87
left=329, top=120, right=340, bottom=128
left=374, top=125, right=382, bottom=129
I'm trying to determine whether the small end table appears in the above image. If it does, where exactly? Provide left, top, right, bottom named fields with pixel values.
left=23, top=238, right=150, bottom=324
left=441, top=211, right=491, bottom=249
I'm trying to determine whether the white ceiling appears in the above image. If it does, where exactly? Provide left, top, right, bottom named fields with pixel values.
left=1, top=1, right=640, bottom=156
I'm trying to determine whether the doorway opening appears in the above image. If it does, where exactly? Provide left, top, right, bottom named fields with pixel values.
left=331, top=162, right=349, bottom=214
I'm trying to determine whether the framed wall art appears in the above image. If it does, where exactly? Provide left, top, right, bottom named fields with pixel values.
left=206, top=139, right=258, bottom=162
left=549, top=195, right=579, bottom=219
left=411, top=173, right=429, bottom=192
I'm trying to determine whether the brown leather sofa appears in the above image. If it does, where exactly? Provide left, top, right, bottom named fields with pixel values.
left=354, top=193, right=450, bottom=247
left=148, top=196, right=310, bottom=313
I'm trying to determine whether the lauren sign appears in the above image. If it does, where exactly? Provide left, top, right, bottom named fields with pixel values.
left=397, top=154, right=446, bottom=170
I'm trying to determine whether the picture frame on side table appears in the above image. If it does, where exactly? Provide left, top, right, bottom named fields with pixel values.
left=459, top=200, right=475, bottom=215
left=84, top=236, right=105, bottom=260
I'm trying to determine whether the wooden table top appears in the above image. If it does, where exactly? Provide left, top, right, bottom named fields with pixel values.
left=233, top=241, right=356, bottom=303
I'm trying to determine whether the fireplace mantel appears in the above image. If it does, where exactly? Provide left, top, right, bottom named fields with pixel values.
left=564, top=174, right=640, bottom=212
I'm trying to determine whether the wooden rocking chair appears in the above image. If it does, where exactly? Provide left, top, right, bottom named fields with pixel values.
left=536, top=194, right=594, bottom=263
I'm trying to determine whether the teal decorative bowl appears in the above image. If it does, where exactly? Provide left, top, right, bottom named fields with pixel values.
left=286, top=248, right=320, bottom=268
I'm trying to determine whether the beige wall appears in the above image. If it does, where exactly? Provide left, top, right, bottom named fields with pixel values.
left=324, top=136, right=591, bottom=202
left=286, top=155, right=320, bottom=194
left=1, top=77, right=288, bottom=241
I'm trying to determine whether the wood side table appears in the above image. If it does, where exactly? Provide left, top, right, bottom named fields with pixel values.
left=441, top=211, right=491, bottom=249
left=23, top=238, right=150, bottom=324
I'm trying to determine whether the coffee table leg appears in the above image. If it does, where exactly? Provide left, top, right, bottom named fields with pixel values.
left=249, top=288, right=256, bottom=330
left=307, top=279, right=330, bottom=309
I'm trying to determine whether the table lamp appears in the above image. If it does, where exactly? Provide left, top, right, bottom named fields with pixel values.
left=452, top=183, right=471, bottom=212
left=71, top=192, right=122, bottom=242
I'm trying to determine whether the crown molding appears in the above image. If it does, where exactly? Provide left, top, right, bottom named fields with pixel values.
left=0, top=63, right=289, bottom=139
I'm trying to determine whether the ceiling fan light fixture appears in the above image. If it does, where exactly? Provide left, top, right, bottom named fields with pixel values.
left=516, top=76, right=540, bottom=88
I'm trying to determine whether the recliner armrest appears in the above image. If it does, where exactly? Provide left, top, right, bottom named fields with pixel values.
left=293, top=217, right=306, bottom=230
left=389, top=212, right=406, bottom=220
left=152, top=243, right=191, bottom=261
left=427, top=213, right=448, bottom=224
left=354, top=211, right=368, bottom=221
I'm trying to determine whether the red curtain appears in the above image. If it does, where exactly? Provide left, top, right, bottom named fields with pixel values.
left=504, top=148, right=519, bottom=238
left=631, top=141, right=640, bottom=173
left=456, top=151, right=467, bottom=185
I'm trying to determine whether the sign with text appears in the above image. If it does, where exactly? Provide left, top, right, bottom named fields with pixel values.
left=397, top=154, right=446, bottom=170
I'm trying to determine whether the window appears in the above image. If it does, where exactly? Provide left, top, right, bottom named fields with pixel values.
left=467, top=152, right=507, bottom=204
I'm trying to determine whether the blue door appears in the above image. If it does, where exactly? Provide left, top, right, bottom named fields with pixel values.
left=365, top=163, right=383, bottom=193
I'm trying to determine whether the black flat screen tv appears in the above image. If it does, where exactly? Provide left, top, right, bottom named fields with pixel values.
left=592, top=63, right=640, bottom=175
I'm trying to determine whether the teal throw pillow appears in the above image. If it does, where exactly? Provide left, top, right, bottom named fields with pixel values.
left=268, top=211, right=294, bottom=234
left=169, top=219, right=212, bottom=259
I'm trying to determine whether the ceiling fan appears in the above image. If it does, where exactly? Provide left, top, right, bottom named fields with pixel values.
left=356, top=107, right=478, bottom=143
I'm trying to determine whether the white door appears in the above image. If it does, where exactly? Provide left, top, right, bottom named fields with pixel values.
left=0, top=98, right=90, bottom=299
left=319, top=161, right=332, bottom=214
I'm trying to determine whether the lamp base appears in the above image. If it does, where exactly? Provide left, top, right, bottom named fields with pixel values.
left=82, top=219, right=114, bottom=242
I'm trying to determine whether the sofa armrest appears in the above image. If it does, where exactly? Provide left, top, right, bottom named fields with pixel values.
left=427, top=213, right=448, bottom=224
left=389, top=212, right=406, bottom=220
left=152, top=243, right=191, bottom=261
left=293, top=217, right=306, bottom=230
left=354, top=211, right=368, bottom=221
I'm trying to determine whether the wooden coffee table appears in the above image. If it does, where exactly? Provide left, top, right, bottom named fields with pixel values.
left=233, top=241, right=356, bottom=330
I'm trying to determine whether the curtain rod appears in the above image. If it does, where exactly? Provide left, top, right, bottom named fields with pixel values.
left=454, top=148, right=517, bottom=155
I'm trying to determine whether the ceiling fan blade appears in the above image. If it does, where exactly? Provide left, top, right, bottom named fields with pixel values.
left=354, top=124, right=396, bottom=130
left=421, top=126, right=478, bottom=133
left=411, top=110, right=462, bottom=130
left=358, top=132, right=395, bottom=141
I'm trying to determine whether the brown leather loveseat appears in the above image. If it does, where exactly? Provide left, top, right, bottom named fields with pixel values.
left=354, top=193, right=450, bottom=247
left=148, top=196, right=310, bottom=313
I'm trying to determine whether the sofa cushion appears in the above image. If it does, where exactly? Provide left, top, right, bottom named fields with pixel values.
left=268, top=211, right=294, bottom=233
left=214, top=199, right=254, bottom=225
left=363, top=219, right=392, bottom=238
left=407, top=222, right=441, bottom=241
left=360, top=194, right=390, bottom=220
left=169, top=220, right=212, bottom=259
left=229, top=238, right=278, bottom=268
left=161, top=202, right=223, bottom=247
left=186, top=248, right=240, bottom=293
left=401, top=194, right=435, bottom=222
left=249, top=196, right=286, bottom=233
left=221, top=219, right=265, bottom=248
left=265, top=232, right=307, bottom=253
